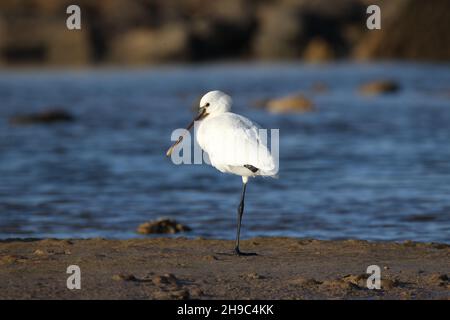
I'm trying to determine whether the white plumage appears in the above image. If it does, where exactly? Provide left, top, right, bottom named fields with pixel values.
left=196, top=109, right=277, bottom=179
left=167, top=90, right=277, bottom=255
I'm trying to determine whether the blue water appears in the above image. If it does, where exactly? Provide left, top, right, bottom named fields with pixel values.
left=0, top=62, right=450, bottom=243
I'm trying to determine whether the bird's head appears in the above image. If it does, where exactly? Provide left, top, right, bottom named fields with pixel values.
left=198, top=90, right=232, bottom=117
left=166, top=90, right=232, bottom=157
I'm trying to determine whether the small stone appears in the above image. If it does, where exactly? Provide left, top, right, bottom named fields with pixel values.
left=112, top=274, right=137, bottom=281
left=246, top=272, right=265, bottom=280
left=169, top=289, right=190, bottom=300
left=399, top=291, right=412, bottom=299
left=425, top=273, right=448, bottom=286
left=429, top=243, right=449, bottom=249
left=152, top=273, right=179, bottom=286
left=1, top=254, right=28, bottom=265
left=189, top=287, right=204, bottom=297
left=1, top=255, right=20, bottom=264
left=33, top=249, right=47, bottom=256
left=402, top=240, right=417, bottom=247
left=382, top=278, right=400, bottom=290
left=320, top=279, right=359, bottom=291
left=342, top=274, right=368, bottom=288
left=137, top=218, right=191, bottom=234
left=359, top=80, right=400, bottom=96
left=265, top=94, right=314, bottom=113
left=204, top=255, right=218, bottom=261
left=290, top=277, right=321, bottom=286
left=154, top=287, right=189, bottom=300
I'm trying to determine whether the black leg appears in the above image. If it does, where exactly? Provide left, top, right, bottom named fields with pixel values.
left=234, top=181, right=257, bottom=256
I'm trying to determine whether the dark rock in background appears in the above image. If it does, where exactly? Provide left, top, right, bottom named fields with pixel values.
left=0, top=0, right=448, bottom=66
left=10, top=109, right=75, bottom=125
left=354, top=0, right=450, bottom=61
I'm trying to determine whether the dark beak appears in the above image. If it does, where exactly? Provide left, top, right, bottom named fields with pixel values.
left=166, top=107, right=208, bottom=157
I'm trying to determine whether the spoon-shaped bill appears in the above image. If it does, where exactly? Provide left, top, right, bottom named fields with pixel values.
left=166, top=108, right=208, bottom=157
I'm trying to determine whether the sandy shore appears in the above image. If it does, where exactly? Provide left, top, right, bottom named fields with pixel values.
left=0, top=237, right=448, bottom=299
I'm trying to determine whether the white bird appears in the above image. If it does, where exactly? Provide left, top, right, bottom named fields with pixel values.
left=167, top=90, right=277, bottom=255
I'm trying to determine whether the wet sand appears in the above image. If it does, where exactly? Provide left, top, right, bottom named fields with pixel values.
left=0, top=237, right=448, bottom=299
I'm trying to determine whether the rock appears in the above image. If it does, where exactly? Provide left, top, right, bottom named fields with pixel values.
left=382, top=278, right=400, bottom=290
left=45, top=23, right=91, bottom=65
left=137, top=218, right=191, bottom=234
left=265, top=94, right=314, bottom=113
left=0, top=255, right=17, bottom=265
left=0, top=18, right=5, bottom=65
left=10, top=109, right=75, bottom=125
left=0, top=17, right=47, bottom=65
left=152, top=273, right=179, bottom=286
left=425, top=273, right=448, bottom=286
left=1, top=0, right=448, bottom=65
left=0, top=15, right=90, bottom=66
left=189, top=287, right=204, bottom=297
left=33, top=249, right=47, bottom=256
left=428, top=242, right=449, bottom=250
left=112, top=274, right=137, bottom=281
left=341, top=274, right=368, bottom=288
left=168, top=289, right=190, bottom=300
left=188, top=1, right=255, bottom=61
left=153, top=288, right=190, bottom=300
left=109, top=25, right=188, bottom=64
left=290, top=277, right=321, bottom=286
left=203, top=255, right=218, bottom=261
left=401, top=240, right=417, bottom=247
left=354, top=0, right=450, bottom=61
left=303, top=38, right=335, bottom=62
left=245, top=272, right=265, bottom=280
left=359, top=80, right=400, bottom=96
left=320, top=279, right=359, bottom=291
left=0, top=255, right=27, bottom=265
left=252, top=6, right=306, bottom=59
left=205, top=0, right=251, bottom=22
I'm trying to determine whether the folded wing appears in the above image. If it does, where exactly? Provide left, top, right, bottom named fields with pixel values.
left=198, top=113, right=277, bottom=176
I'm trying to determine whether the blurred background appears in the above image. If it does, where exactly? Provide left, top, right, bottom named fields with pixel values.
left=0, top=0, right=449, bottom=65
left=0, top=0, right=449, bottom=242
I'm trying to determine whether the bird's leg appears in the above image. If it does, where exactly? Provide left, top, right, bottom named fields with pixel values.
left=234, top=182, right=246, bottom=253
left=234, top=180, right=257, bottom=256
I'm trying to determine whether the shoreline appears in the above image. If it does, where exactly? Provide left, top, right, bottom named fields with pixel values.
left=0, top=237, right=448, bottom=299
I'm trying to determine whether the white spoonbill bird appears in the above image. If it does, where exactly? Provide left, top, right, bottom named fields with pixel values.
left=167, top=90, right=278, bottom=255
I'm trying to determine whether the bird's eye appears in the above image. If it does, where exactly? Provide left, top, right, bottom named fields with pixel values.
left=205, top=103, right=210, bottom=107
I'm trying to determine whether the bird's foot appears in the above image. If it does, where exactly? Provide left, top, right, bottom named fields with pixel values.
left=234, top=247, right=257, bottom=256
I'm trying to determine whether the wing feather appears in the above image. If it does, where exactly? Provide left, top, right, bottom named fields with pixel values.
left=197, top=113, right=277, bottom=176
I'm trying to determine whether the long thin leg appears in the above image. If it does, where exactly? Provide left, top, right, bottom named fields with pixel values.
left=234, top=180, right=256, bottom=256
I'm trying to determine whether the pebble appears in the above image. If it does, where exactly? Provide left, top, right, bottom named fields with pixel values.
left=112, top=274, right=137, bottom=281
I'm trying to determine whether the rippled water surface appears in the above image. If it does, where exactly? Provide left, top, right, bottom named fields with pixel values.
left=1, top=63, right=449, bottom=242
